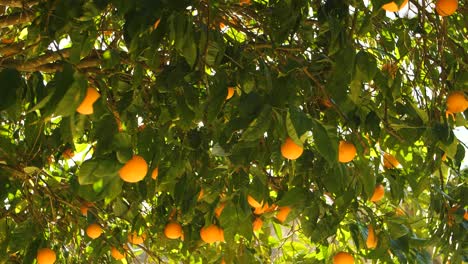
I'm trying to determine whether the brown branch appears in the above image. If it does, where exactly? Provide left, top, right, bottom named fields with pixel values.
left=1, top=48, right=71, bottom=70
left=0, top=0, right=39, bottom=8
left=0, top=11, right=33, bottom=28
left=0, top=42, right=23, bottom=56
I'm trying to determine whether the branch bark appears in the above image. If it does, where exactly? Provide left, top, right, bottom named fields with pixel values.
left=0, top=11, right=33, bottom=28
left=0, top=0, right=39, bottom=8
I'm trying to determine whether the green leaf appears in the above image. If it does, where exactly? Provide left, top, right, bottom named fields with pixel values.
left=311, top=119, right=338, bottom=164
left=78, top=159, right=120, bottom=185
left=0, top=68, right=23, bottom=110
left=240, top=104, right=272, bottom=142
left=54, top=72, right=87, bottom=116
left=354, top=50, right=378, bottom=82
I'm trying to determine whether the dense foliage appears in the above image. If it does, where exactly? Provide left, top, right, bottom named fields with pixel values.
left=0, top=0, right=467, bottom=263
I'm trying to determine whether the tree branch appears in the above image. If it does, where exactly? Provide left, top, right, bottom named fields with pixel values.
left=0, top=0, right=39, bottom=8
left=0, top=11, right=33, bottom=28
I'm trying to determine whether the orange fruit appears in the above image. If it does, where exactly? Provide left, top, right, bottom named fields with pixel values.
left=119, top=155, right=148, bottom=183
left=281, top=137, right=304, bottom=160
left=37, top=248, right=56, bottom=264
left=76, top=87, right=100, bottom=115
left=80, top=201, right=94, bottom=216
left=198, top=189, right=204, bottom=201
left=320, top=98, right=333, bottom=108
left=381, top=0, right=408, bottom=12
left=200, top=224, right=223, bottom=243
left=1, top=38, right=14, bottom=44
left=110, top=247, right=126, bottom=260
left=164, top=222, right=183, bottom=239
left=153, top=18, right=161, bottom=30
left=253, top=217, right=263, bottom=231
left=239, top=0, right=251, bottom=6
left=253, top=203, right=269, bottom=215
left=128, top=231, right=146, bottom=244
left=446, top=91, right=468, bottom=114
left=464, top=210, right=468, bottom=221
left=253, top=203, right=277, bottom=215
left=226, top=87, right=235, bottom=100
left=62, top=148, right=74, bottom=159
left=221, top=258, right=226, bottom=264
left=215, top=202, right=226, bottom=218
left=442, top=153, right=447, bottom=161
left=366, top=225, right=377, bottom=249
left=338, top=141, right=357, bottom=163
left=383, top=153, right=400, bottom=169
left=275, top=206, right=291, bottom=223
left=80, top=204, right=89, bottom=216
left=151, top=167, right=159, bottom=180
left=86, top=223, right=103, bottom=239
left=435, top=0, right=458, bottom=16
left=370, top=184, right=385, bottom=202
left=395, top=207, right=405, bottom=216
left=247, top=195, right=263, bottom=208
left=333, top=252, right=354, bottom=264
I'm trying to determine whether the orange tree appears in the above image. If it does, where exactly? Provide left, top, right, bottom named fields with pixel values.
left=0, top=0, right=466, bottom=263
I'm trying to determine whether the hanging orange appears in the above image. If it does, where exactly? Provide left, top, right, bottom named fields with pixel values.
left=281, top=137, right=303, bottom=160
left=37, top=248, right=56, bottom=264
left=119, top=155, right=148, bottom=183
left=76, top=87, right=100, bottom=115
left=381, top=0, right=409, bottom=12
left=338, top=141, right=357, bottom=163
left=435, top=0, right=458, bottom=16
left=333, top=252, right=354, bottom=264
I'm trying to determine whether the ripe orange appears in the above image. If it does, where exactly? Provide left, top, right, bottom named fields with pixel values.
left=164, top=222, right=183, bottom=239
left=128, top=231, right=146, bottom=244
left=253, top=217, right=263, bottom=231
left=221, top=258, right=226, bottom=264
left=151, top=167, right=159, bottom=180
left=37, top=248, right=56, bottom=264
left=86, top=223, right=103, bottom=239
left=275, top=206, right=291, bottom=223
left=381, top=0, right=409, bottom=12
left=80, top=204, right=89, bottom=216
left=1, top=38, right=14, bottom=44
left=253, top=203, right=271, bottom=215
left=281, top=137, right=304, bottom=160
left=119, top=155, right=148, bottom=183
left=383, top=153, right=400, bottom=169
left=320, top=98, right=333, bottom=108
left=215, top=202, right=226, bottom=218
left=62, top=148, right=74, bottom=159
left=153, top=18, right=161, bottom=30
left=333, top=252, right=354, bottom=264
left=435, top=0, right=458, bottom=16
left=200, top=224, right=223, bottom=243
left=446, top=91, right=468, bottom=114
left=247, top=195, right=263, bottom=208
left=80, top=201, right=94, bottom=216
left=253, top=203, right=277, bottom=215
left=226, top=87, right=235, bottom=100
left=366, top=225, right=377, bottom=249
left=239, top=0, right=251, bottom=6
left=370, top=184, right=385, bottom=202
left=338, top=141, right=357, bottom=163
left=198, top=189, right=204, bottom=201
left=76, top=87, right=100, bottom=115
left=464, top=210, right=468, bottom=221
left=395, top=207, right=405, bottom=216
left=111, top=247, right=126, bottom=260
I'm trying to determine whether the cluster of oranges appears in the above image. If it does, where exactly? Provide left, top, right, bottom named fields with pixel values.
left=381, top=0, right=458, bottom=17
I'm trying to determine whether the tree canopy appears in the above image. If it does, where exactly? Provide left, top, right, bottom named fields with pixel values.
left=0, top=0, right=467, bottom=263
